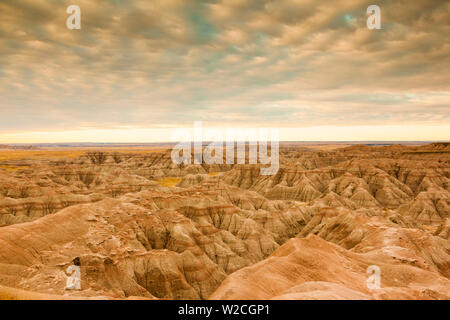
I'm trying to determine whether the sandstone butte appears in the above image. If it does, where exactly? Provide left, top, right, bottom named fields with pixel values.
left=0, top=143, right=448, bottom=300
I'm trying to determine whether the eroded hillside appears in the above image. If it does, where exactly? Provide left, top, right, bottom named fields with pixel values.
left=0, top=143, right=449, bottom=299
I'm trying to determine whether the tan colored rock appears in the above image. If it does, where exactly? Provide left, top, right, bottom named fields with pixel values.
left=210, top=235, right=450, bottom=300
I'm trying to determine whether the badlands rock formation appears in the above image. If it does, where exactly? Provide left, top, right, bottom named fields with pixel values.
left=211, top=234, right=450, bottom=300
left=0, top=143, right=449, bottom=299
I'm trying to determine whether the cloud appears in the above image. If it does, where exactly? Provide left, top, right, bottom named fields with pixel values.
left=0, top=0, right=448, bottom=139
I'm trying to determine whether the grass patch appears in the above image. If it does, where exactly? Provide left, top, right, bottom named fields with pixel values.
left=155, top=177, right=181, bottom=187
left=0, top=165, right=30, bottom=172
left=0, top=150, right=85, bottom=162
left=0, top=148, right=170, bottom=162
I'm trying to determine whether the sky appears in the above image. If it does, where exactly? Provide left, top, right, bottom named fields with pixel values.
left=0, top=0, right=449, bottom=143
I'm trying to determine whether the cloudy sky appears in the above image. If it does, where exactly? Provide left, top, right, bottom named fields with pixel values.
left=0, top=0, right=449, bottom=142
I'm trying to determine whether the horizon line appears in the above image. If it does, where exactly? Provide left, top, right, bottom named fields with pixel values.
left=2, top=140, right=449, bottom=145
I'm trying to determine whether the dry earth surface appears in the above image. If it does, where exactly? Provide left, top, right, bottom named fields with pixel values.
left=0, top=142, right=449, bottom=300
